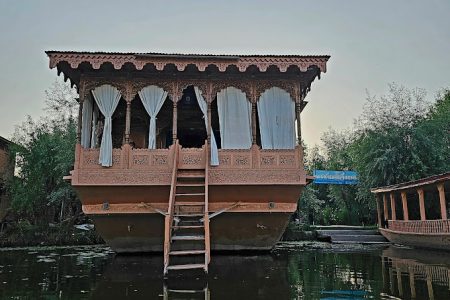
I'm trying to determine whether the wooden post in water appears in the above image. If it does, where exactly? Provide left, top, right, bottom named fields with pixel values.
left=409, top=271, right=416, bottom=299
left=396, top=268, right=403, bottom=297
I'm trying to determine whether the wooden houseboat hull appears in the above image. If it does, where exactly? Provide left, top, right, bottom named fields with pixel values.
left=89, top=212, right=292, bottom=252
left=380, top=228, right=450, bottom=251
left=76, top=183, right=301, bottom=253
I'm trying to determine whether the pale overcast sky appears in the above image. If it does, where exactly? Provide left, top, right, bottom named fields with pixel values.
left=0, top=0, right=449, bottom=146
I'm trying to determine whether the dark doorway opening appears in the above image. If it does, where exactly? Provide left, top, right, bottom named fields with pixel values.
left=178, top=86, right=206, bottom=148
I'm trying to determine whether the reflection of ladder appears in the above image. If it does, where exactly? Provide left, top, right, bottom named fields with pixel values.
left=163, top=141, right=211, bottom=276
left=163, top=284, right=210, bottom=300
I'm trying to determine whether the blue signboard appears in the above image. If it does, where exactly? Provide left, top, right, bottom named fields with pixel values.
left=313, top=170, right=358, bottom=185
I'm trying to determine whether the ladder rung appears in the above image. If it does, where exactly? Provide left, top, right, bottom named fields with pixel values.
left=173, top=225, right=204, bottom=229
left=169, top=250, right=206, bottom=256
left=173, top=213, right=204, bottom=217
left=172, top=235, right=205, bottom=241
left=176, top=193, right=205, bottom=196
left=177, top=183, right=205, bottom=187
left=166, top=263, right=205, bottom=271
left=177, top=174, right=205, bottom=178
left=175, top=202, right=205, bottom=206
left=167, top=289, right=205, bottom=293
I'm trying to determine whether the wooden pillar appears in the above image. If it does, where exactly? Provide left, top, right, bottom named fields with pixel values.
left=77, top=100, right=83, bottom=144
left=401, top=191, right=409, bottom=221
left=125, top=101, right=131, bottom=144
left=381, top=256, right=386, bottom=290
left=426, top=271, right=435, bottom=300
left=172, top=101, right=178, bottom=142
left=417, top=188, right=426, bottom=221
left=409, top=270, right=416, bottom=299
left=389, top=267, right=394, bottom=294
left=376, top=195, right=383, bottom=227
left=437, top=183, right=447, bottom=220
left=397, top=268, right=403, bottom=297
left=390, top=193, right=397, bottom=221
left=383, top=194, right=389, bottom=221
left=295, top=101, right=302, bottom=145
left=207, top=101, right=212, bottom=144
left=251, top=102, right=257, bottom=145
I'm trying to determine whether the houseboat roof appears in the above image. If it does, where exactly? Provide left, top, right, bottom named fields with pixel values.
left=0, top=136, right=13, bottom=148
left=46, top=50, right=330, bottom=89
left=371, top=172, right=450, bottom=194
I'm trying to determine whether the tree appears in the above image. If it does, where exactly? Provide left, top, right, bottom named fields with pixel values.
left=299, top=84, right=449, bottom=226
left=8, top=79, right=79, bottom=225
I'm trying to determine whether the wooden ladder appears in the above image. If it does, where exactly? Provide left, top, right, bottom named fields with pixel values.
left=163, top=141, right=211, bottom=276
left=163, top=284, right=210, bottom=300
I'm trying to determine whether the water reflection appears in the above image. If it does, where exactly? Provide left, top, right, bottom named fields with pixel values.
left=0, top=244, right=449, bottom=299
left=381, top=247, right=450, bottom=300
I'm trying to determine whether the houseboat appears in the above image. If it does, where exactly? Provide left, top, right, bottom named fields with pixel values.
left=46, top=51, right=330, bottom=274
left=372, top=172, right=450, bottom=250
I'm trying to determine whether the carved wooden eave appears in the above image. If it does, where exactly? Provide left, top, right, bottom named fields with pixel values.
left=47, top=51, right=329, bottom=73
left=45, top=51, right=330, bottom=95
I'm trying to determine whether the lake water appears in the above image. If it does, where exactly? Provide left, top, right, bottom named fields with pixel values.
left=0, top=242, right=449, bottom=299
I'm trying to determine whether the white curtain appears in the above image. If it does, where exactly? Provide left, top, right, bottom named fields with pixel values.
left=81, top=95, right=93, bottom=148
left=217, top=87, right=252, bottom=149
left=194, top=87, right=219, bottom=166
left=91, top=84, right=122, bottom=167
left=258, top=87, right=295, bottom=149
left=90, top=105, right=99, bottom=148
left=138, top=86, right=168, bottom=149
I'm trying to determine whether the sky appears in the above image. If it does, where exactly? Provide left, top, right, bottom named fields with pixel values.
left=0, top=0, right=449, bottom=146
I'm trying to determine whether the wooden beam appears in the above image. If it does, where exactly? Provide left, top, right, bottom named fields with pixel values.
left=417, top=188, right=426, bottom=221
left=295, top=101, right=302, bottom=145
left=125, top=102, right=131, bottom=144
left=251, top=102, right=257, bottom=145
left=376, top=195, right=383, bottom=227
left=383, top=194, right=389, bottom=221
left=401, top=191, right=409, bottom=221
left=390, top=193, right=397, bottom=221
left=437, top=183, right=447, bottom=220
left=207, top=101, right=211, bottom=144
left=172, top=102, right=177, bottom=143
left=77, top=100, right=83, bottom=144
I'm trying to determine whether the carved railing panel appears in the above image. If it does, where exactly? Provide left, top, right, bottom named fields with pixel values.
left=258, top=147, right=301, bottom=169
left=178, top=147, right=205, bottom=169
left=217, top=149, right=253, bottom=169
left=388, top=220, right=450, bottom=234
left=80, top=148, right=102, bottom=169
left=79, top=148, right=123, bottom=170
left=131, top=148, right=171, bottom=170
left=76, top=144, right=307, bottom=185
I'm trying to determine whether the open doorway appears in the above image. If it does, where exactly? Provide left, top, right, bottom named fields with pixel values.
left=177, top=86, right=207, bottom=148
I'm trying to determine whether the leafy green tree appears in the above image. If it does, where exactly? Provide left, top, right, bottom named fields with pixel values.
left=8, top=80, right=79, bottom=225
left=299, top=84, right=449, bottom=226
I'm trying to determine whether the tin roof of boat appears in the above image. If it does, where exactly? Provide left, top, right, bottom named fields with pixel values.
left=371, top=172, right=450, bottom=194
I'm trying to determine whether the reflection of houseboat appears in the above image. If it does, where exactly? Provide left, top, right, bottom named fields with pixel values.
left=46, top=51, right=329, bottom=273
left=372, top=173, right=450, bottom=250
left=381, top=246, right=450, bottom=299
